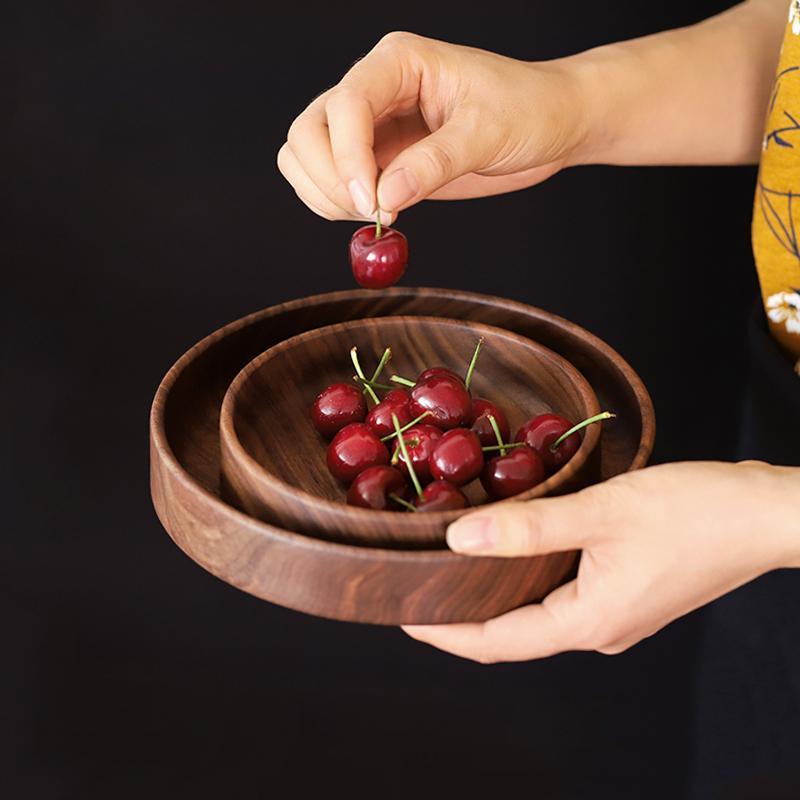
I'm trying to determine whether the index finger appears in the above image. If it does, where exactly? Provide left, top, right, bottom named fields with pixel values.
left=326, top=34, right=426, bottom=215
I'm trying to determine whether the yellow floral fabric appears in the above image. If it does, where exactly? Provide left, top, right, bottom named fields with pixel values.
left=753, top=1, right=800, bottom=374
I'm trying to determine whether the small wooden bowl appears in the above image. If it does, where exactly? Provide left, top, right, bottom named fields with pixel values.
left=219, top=316, right=601, bottom=547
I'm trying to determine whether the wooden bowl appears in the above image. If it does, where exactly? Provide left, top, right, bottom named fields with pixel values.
left=219, top=316, right=601, bottom=547
left=150, top=287, right=655, bottom=624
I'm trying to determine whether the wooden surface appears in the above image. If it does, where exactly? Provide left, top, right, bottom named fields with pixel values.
left=150, top=287, right=655, bottom=625
left=220, top=316, right=601, bottom=547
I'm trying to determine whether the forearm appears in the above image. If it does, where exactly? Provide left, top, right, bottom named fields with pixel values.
left=560, top=0, right=786, bottom=166
left=758, top=463, right=800, bottom=570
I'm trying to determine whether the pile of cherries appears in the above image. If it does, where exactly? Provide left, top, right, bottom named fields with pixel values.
left=311, top=340, right=613, bottom=513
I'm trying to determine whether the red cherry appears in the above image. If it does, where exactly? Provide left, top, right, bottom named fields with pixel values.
left=409, top=375, right=472, bottom=430
left=414, top=480, right=469, bottom=512
left=346, top=466, right=408, bottom=510
left=392, top=423, right=443, bottom=484
left=366, top=389, right=412, bottom=438
left=469, top=398, right=510, bottom=447
left=311, top=383, right=367, bottom=439
left=481, top=445, right=545, bottom=499
left=429, top=428, right=484, bottom=486
left=349, top=224, right=408, bottom=289
left=326, top=423, right=389, bottom=484
left=515, top=413, right=579, bottom=475
left=416, top=366, right=463, bottom=385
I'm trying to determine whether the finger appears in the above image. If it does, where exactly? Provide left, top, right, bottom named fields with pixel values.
left=445, top=487, right=605, bottom=558
left=287, top=94, right=393, bottom=222
left=325, top=91, right=379, bottom=218
left=377, top=114, right=490, bottom=213
left=403, top=579, right=586, bottom=663
left=277, top=142, right=385, bottom=223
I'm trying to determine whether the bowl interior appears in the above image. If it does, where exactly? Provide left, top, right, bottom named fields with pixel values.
left=220, top=315, right=601, bottom=544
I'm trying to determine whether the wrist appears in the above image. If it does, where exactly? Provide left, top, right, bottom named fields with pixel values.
left=741, top=461, right=800, bottom=571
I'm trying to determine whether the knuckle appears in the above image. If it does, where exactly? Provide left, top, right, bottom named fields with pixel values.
left=377, top=30, right=418, bottom=52
left=417, top=139, right=457, bottom=180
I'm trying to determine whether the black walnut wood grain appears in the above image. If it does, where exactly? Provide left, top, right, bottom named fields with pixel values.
left=220, top=316, right=601, bottom=547
left=150, top=287, right=655, bottom=624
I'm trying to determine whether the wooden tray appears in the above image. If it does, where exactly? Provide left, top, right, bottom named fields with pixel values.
left=150, top=287, right=655, bottom=624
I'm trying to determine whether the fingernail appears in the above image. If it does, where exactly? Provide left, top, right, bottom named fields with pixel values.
left=348, top=179, right=374, bottom=218
left=446, top=516, right=494, bottom=553
left=378, top=209, right=393, bottom=227
left=378, top=167, right=418, bottom=211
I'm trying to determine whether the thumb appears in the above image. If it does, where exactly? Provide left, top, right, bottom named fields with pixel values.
left=446, top=490, right=600, bottom=558
left=376, top=115, right=486, bottom=213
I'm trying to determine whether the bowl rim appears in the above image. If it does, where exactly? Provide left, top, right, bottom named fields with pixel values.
left=218, top=314, right=602, bottom=539
left=149, top=286, right=656, bottom=565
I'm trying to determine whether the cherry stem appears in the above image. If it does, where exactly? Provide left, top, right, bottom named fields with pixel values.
left=392, top=413, right=423, bottom=499
left=390, top=375, right=416, bottom=388
left=391, top=437, right=419, bottom=464
left=375, top=209, right=382, bottom=239
left=353, top=376, right=395, bottom=391
left=369, top=347, right=392, bottom=385
left=481, top=442, right=528, bottom=452
left=464, top=337, right=484, bottom=390
left=380, top=411, right=431, bottom=442
left=487, top=414, right=507, bottom=457
left=350, top=347, right=380, bottom=404
left=550, top=411, right=617, bottom=452
left=389, top=493, right=418, bottom=513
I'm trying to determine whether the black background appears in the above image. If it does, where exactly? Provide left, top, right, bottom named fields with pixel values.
left=5, top=2, right=762, bottom=798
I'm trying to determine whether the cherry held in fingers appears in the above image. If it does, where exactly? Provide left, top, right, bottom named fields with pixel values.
left=469, top=398, right=510, bottom=447
left=414, top=480, right=469, bottom=512
left=366, top=389, right=412, bottom=438
left=409, top=375, right=472, bottom=430
left=346, top=466, right=408, bottom=510
left=326, top=423, right=389, bottom=484
left=430, top=428, right=484, bottom=486
left=481, top=445, right=545, bottom=499
left=392, top=423, right=442, bottom=484
left=311, top=383, right=367, bottom=439
left=349, top=222, right=408, bottom=289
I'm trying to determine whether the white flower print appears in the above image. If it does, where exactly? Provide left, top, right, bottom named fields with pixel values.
left=767, top=290, right=800, bottom=334
left=791, top=1, right=800, bottom=35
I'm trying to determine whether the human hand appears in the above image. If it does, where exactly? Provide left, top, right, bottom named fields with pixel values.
left=277, top=32, right=586, bottom=223
left=403, top=461, right=800, bottom=663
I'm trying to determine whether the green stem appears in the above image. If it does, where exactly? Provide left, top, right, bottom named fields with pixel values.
left=369, top=347, right=392, bottom=384
left=380, top=411, right=431, bottom=442
left=391, top=438, right=420, bottom=464
left=487, top=414, right=507, bottom=457
left=390, top=374, right=416, bottom=388
left=353, top=377, right=395, bottom=391
left=550, top=411, right=616, bottom=452
left=350, top=347, right=379, bottom=404
left=481, top=442, right=528, bottom=453
left=393, top=413, right=423, bottom=499
left=389, top=493, right=418, bottom=513
left=464, top=337, right=484, bottom=390
left=375, top=209, right=382, bottom=239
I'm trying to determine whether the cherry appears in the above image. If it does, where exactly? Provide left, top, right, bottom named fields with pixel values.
left=514, top=413, right=579, bottom=475
left=481, top=445, right=545, bottom=499
left=392, top=423, right=443, bottom=483
left=311, top=383, right=367, bottom=439
left=409, top=375, right=472, bottom=430
left=366, top=389, right=412, bottom=438
left=326, top=423, right=389, bottom=484
left=346, top=466, right=408, bottom=510
left=469, top=398, right=510, bottom=447
left=416, top=366, right=463, bottom=385
left=349, top=222, right=408, bottom=289
left=429, top=428, right=484, bottom=485
left=414, top=480, right=469, bottom=512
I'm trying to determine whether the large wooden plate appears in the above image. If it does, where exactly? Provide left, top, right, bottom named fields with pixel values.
left=150, top=287, right=655, bottom=624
